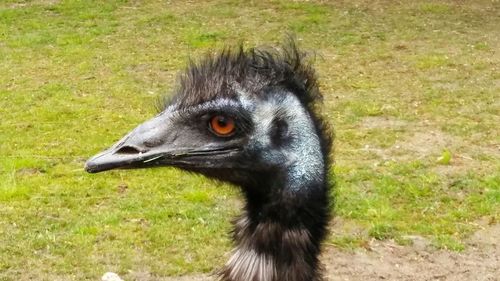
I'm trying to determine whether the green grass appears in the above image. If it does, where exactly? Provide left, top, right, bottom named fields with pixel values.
left=1, top=0, right=499, bottom=279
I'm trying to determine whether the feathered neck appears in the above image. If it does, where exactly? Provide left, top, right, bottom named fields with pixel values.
left=219, top=161, right=330, bottom=281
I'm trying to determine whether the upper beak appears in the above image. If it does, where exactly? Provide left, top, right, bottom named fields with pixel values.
left=85, top=113, right=241, bottom=173
left=85, top=113, right=176, bottom=173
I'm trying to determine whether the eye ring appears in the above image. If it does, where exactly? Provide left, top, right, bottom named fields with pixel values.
left=209, top=115, right=236, bottom=137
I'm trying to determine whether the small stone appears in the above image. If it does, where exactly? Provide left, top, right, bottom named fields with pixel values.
left=102, top=272, right=124, bottom=281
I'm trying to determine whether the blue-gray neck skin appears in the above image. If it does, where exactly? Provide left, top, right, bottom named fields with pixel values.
left=219, top=92, right=329, bottom=281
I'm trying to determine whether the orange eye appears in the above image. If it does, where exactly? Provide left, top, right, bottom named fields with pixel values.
left=210, top=115, right=235, bottom=136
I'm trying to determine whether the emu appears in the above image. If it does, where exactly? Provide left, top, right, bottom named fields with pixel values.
left=85, top=40, right=333, bottom=281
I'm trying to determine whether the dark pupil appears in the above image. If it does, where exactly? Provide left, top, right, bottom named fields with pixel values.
left=217, top=116, right=228, bottom=127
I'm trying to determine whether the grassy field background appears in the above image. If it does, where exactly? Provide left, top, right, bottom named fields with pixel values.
left=0, top=0, right=498, bottom=280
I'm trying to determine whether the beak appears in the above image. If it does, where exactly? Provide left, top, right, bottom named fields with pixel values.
left=85, top=113, right=240, bottom=173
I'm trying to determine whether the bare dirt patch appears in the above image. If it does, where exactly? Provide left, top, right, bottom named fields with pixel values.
left=358, top=117, right=456, bottom=161
left=119, top=224, right=499, bottom=281
left=395, top=130, right=453, bottom=157
left=359, top=117, right=499, bottom=175
left=360, top=116, right=408, bottom=130
left=323, top=224, right=499, bottom=281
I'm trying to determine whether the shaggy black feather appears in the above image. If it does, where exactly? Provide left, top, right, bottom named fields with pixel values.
left=147, top=39, right=333, bottom=281
left=162, top=40, right=334, bottom=281
left=153, top=39, right=334, bottom=281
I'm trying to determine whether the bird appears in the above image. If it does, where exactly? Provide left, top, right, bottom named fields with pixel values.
left=85, top=39, right=333, bottom=281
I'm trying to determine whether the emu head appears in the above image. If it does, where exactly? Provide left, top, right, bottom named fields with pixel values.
left=85, top=42, right=331, bottom=191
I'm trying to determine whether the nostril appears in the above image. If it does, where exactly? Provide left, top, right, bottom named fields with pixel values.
left=115, top=145, right=143, bottom=154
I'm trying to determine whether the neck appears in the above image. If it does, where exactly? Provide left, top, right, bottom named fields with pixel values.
left=219, top=169, right=329, bottom=281
left=218, top=91, right=330, bottom=281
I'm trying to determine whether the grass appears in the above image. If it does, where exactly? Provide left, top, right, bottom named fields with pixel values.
left=0, top=0, right=498, bottom=279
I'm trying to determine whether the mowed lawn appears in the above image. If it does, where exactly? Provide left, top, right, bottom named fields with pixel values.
left=0, top=0, right=498, bottom=280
